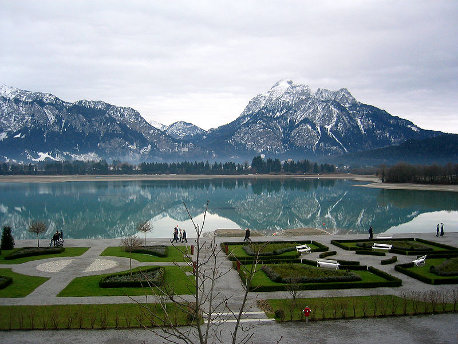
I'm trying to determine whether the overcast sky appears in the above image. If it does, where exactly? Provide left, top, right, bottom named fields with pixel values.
left=1, top=0, right=457, bottom=133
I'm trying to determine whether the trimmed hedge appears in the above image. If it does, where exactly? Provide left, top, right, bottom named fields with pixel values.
left=319, top=251, right=337, bottom=258
left=99, top=267, right=164, bottom=288
left=4, top=247, right=65, bottom=260
left=131, top=245, right=168, bottom=257
left=381, top=256, right=398, bottom=265
left=243, top=244, right=295, bottom=256
left=0, top=276, right=12, bottom=289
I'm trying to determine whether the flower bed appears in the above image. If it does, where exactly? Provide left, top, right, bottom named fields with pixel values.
left=99, top=267, right=164, bottom=288
left=395, top=258, right=458, bottom=284
left=262, top=264, right=361, bottom=284
left=131, top=245, right=168, bottom=257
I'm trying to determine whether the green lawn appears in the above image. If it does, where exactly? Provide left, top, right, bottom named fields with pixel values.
left=58, top=265, right=195, bottom=297
left=0, top=247, right=89, bottom=264
left=263, top=295, right=457, bottom=322
left=0, top=268, right=49, bottom=298
left=0, top=303, right=195, bottom=329
left=101, top=245, right=190, bottom=262
left=336, top=240, right=450, bottom=252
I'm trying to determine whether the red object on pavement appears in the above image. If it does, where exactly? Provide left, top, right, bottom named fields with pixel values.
left=303, top=307, right=311, bottom=317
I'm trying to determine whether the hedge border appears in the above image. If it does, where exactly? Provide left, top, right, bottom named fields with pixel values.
left=99, top=267, right=165, bottom=288
left=236, top=262, right=402, bottom=292
left=331, top=238, right=458, bottom=256
left=319, top=251, right=337, bottom=258
left=0, top=275, right=12, bottom=289
left=395, top=263, right=458, bottom=285
left=131, top=245, right=168, bottom=258
left=4, top=247, right=65, bottom=260
left=381, top=256, right=398, bottom=265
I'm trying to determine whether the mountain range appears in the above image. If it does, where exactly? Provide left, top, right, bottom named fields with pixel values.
left=0, top=81, right=450, bottom=164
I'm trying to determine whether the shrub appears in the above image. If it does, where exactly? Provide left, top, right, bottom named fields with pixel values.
left=131, top=245, right=168, bottom=257
left=0, top=276, right=12, bottom=289
left=1, top=226, right=15, bottom=250
left=381, top=256, right=398, bottom=265
left=355, top=250, right=386, bottom=256
left=319, top=251, right=337, bottom=258
left=99, top=267, right=164, bottom=288
left=4, top=247, right=65, bottom=260
left=274, top=309, right=285, bottom=321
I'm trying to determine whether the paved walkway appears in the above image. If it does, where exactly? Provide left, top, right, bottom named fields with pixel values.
left=0, top=233, right=457, bottom=343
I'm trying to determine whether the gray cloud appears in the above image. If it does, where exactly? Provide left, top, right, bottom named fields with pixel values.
left=1, top=0, right=457, bottom=132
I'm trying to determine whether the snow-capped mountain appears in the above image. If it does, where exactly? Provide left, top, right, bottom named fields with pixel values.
left=165, top=121, right=206, bottom=141
left=0, top=82, right=443, bottom=163
left=202, top=80, right=439, bottom=159
left=0, top=85, right=209, bottom=162
left=147, top=119, right=167, bottom=132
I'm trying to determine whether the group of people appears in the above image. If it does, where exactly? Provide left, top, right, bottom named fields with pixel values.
left=171, top=225, right=187, bottom=243
left=50, top=230, right=64, bottom=247
left=436, top=223, right=445, bottom=237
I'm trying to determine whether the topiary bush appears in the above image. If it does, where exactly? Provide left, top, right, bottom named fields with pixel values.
left=0, top=276, right=12, bottom=289
left=1, top=226, right=15, bottom=250
left=4, top=247, right=64, bottom=260
left=99, top=267, right=165, bottom=288
left=381, top=256, right=398, bottom=265
left=319, top=251, right=337, bottom=258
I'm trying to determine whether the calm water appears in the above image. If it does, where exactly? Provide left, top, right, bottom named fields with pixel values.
left=0, top=179, right=456, bottom=239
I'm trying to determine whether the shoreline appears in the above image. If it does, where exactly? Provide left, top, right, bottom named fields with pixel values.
left=0, top=174, right=456, bottom=192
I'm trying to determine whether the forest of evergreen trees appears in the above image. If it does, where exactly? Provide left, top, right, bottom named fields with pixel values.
left=0, top=156, right=336, bottom=176
left=378, top=162, right=458, bottom=184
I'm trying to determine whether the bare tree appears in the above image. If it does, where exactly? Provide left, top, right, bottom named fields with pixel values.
left=137, top=221, right=152, bottom=246
left=28, top=221, right=47, bottom=247
left=121, top=235, right=142, bottom=275
left=136, top=201, right=265, bottom=344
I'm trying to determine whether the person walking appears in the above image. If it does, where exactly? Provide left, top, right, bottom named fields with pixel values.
left=368, top=226, right=373, bottom=240
left=436, top=224, right=440, bottom=237
left=171, top=226, right=179, bottom=243
left=179, top=229, right=183, bottom=243
left=244, top=228, right=251, bottom=242
left=440, top=223, right=444, bottom=237
left=182, top=229, right=187, bottom=243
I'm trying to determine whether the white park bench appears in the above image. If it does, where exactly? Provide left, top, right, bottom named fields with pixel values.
left=372, top=243, right=392, bottom=250
left=412, top=255, right=427, bottom=266
left=317, top=259, right=340, bottom=270
left=296, top=244, right=311, bottom=254
left=376, top=235, right=393, bottom=240
left=296, top=244, right=311, bottom=263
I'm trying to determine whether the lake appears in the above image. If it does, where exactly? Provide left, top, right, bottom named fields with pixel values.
left=0, top=178, right=456, bottom=239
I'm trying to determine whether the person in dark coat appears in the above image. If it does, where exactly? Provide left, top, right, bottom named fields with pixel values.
left=244, top=228, right=251, bottom=242
left=440, top=223, right=444, bottom=237
left=182, top=229, right=187, bottom=243
left=436, top=224, right=440, bottom=237
left=171, top=226, right=179, bottom=243
left=368, top=226, right=373, bottom=240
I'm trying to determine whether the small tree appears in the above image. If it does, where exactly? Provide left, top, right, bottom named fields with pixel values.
left=1, top=226, right=15, bottom=250
left=137, top=221, right=152, bottom=246
left=29, top=221, right=47, bottom=247
left=121, top=236, right=142, bottom=275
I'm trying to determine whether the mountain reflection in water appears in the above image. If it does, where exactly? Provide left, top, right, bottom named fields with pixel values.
left=0, top=179, right=456, bottom=239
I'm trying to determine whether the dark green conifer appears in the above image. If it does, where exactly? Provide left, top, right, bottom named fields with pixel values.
left=1, top=226, right=15, bottom=250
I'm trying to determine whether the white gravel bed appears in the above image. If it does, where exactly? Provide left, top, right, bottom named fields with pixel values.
left=36, top=259, right=74, bottom=272
left=84, top=258, right=118, bottom=272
